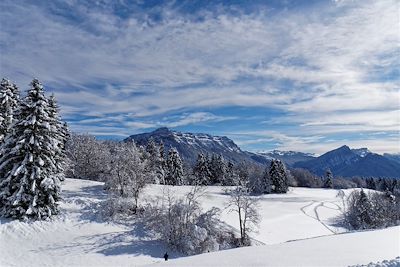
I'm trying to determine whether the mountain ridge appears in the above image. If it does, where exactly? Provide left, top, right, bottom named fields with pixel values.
left=125, top=127, right=269, bottom=165
left=126, top=128, right=400, bottom=178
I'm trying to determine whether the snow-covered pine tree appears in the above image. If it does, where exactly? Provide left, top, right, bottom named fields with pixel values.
left=366, top=177, right=376, bottom=190
left=223, top=161, right=235, bottom=185
left=165, top=147, right=184, bottom=185
left=146, top=137, right=158, bottom=157
left=0, top=78, right=20, bottom=145
left=347, top=189, right=373, bottom=229
left=268, top=159, right=289, bottom=193
left=261, top=166, right=272, bottom=194
left=0, top=79, right=62, bottom=220
left=157, top=140, right=166, bottom=184
left=323, top=169, right=333, bottom=189
left=209, top=154, right=226, bottom=184
left=48, top=94, right=69, bottom=181
left=193, top=153, right=211, bottom=185
left=145, top=138, right=165, bottom=184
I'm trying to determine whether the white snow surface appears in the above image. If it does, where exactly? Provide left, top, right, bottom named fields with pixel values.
left=1, top=178, right=399, bottom=267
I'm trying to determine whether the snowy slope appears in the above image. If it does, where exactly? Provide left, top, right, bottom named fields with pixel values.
left=150, top=227, right=400, bottom=267
left=0, top=179, right=163, bottom=267
left=1, top=179, right=398, bottom=267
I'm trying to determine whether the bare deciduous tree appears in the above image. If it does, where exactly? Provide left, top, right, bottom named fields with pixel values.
left=225, top=182, right=261, bottom=246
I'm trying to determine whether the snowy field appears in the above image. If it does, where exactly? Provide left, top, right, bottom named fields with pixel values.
left=0, top=178, right=399, bottom=267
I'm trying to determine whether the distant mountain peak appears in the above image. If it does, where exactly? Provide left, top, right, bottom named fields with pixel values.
left=334, top=145, right=351, bottom=152
left=153, top=127, right=171, bottom=133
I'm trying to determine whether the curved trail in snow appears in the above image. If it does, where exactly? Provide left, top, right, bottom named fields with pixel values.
left=300, top=201, right=338, bottom=234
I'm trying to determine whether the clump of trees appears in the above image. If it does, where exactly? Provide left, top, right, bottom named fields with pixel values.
left=102, top=141, right=150, bottom=218
left=0, top=78, right=68, bottom=220
left=143, top=186, right=237, bottom=255
left=65, top=133, right=111, bottom=181
left=344, top=189, right=400, bottom=230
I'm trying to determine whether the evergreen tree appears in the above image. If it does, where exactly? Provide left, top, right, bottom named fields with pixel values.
left=193, top=153, right=211, bottom=185
left=157, top=141, right=166, bottom=183
left=366, top=178, right=376, bottom=190
left=209, top=154, right=226, bottom=184
left=0, top=78, right=20, bottom=144
left=378, top=178, right=389, bottom=192
left=268, top=159, right=289, bottom=193
left=223, top=161, right=235, bottom=185
left=165, top=148, right=184, bottom=185
left=323, top=169, right=333, bottom=188
left=0, top=79, right=62, bottom=220
left=261, top=167, right=272, bottom=194
left=146, top=138, right=165, bottom=184
left=351, top=189, right=373, bottom=229
left=48, top=94, right=69, bottom=181
left=146, top=137, right=158, bottom=157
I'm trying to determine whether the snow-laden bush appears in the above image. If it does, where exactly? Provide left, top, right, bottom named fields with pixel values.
left=344, top=189, right=400, bottom=230
left=143, top=187, right=236, bottom=255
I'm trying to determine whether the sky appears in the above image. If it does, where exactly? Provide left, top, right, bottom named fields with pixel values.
left=0, top=0, right=399, bottom=155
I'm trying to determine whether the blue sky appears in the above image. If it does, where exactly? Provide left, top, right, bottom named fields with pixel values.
left=0, top=0, right=399, bottom=154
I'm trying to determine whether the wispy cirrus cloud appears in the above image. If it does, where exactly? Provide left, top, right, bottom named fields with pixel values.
left=0, top=0, right=398, bottom=153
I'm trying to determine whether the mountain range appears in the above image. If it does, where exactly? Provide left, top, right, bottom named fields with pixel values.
left=294, top=145, right=400, bottom=178
left=126, top=128, right=400, bottom=179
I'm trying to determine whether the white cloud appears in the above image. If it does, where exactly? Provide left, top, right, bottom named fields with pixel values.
left=1, top=0, right=398, bottom=152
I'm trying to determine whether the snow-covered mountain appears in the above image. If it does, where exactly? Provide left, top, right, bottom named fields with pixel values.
left=294, top=145, right=400, bottom=178
left=125, top=127, right=269, bottom=165
left=257, top=150, right=315, bottom=166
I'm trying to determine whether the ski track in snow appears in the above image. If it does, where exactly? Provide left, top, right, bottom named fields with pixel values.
left=300, top=199, right=343, bottom=235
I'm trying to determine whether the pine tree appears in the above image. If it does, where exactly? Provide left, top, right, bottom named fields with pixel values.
left=323, top=169, right=333, bottom=188
left=353, top=189, right=373, bottom=229
left=209, top=154, right=226, bottom=184
left=193, top=153, right=211, bottom=185
left=262, top=167, right=272, bottom=194
left=146, top=138, right=165, bottom=184
left=48, top=94, right=69, bottom=181
left=366, top=178, right=376, bottom=190
left=223, top=161, right=235, bottom=185
left=268, top=159, right=289, bottom=193
left=0, top=78, right=20, bottom=144
left=0, top=79, right=62, bottom=220
left=165, top=148, right=184, bottom=185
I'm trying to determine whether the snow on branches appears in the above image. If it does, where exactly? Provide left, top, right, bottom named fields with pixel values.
left=0, top=79, right=68, bottom=220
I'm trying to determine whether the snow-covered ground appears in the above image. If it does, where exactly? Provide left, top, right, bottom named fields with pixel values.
left=1, top=178, right=399, bottom=267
